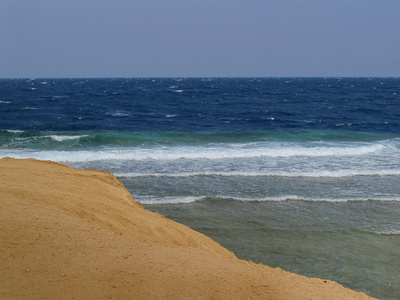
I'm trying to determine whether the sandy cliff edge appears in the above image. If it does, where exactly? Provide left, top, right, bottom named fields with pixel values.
left=0, top=158, right=374, bottom=299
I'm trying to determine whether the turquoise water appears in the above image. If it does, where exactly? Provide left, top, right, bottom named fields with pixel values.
left=1, top=78, right=399, bottom=299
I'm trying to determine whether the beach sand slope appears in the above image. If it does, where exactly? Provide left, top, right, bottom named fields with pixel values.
left=0, top=158, right=374, bottom=299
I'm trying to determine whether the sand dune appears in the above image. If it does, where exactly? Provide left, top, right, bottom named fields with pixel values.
left=0, top=158, right=374, bottom=299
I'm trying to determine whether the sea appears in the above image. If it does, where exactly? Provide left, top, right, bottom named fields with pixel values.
left=0, top=77, right=399, bottom=299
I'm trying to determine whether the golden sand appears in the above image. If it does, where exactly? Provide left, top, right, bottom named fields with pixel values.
left=0, top=158, right=374, bottom=299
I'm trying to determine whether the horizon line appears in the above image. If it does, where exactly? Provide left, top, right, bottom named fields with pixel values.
left=1, top=76, right=399, bottom=80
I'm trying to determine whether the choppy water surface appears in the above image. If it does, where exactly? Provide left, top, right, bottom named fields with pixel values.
left=1, top=78, right=399, bottom=299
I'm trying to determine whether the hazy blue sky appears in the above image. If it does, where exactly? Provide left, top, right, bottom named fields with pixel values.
left=1, top=0, right=399, bottom=78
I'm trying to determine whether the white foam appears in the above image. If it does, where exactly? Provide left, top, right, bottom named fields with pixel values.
left=0, top=100, right=10, bottom=104
left=46, top=135, right=89, bottom=142
left=140, top=195, right=400, bottom=205
left=372, top=229, right=400, bottom=235
left=5, top=130, right=24, bottom=133
left=102, top=144, right=380, bottom=161
left=0, top=141, right=393, bottom=163
left=171, top=143, right=385, bottom=160
left=139, top=196, right=199, bottom=205
left=115, top=169, right=400, bottom=178
left=109, top=111, right=130, bottom=117
left=249, top=196, right=400, bottom=202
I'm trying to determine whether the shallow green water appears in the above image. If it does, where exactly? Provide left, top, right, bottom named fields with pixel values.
left=145, top=199, right=400, bottom=300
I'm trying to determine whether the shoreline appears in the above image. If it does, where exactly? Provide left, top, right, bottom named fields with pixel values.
left=0, top=158, right=375, bottom=299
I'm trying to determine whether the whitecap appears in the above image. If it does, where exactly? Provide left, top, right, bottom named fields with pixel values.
left=371, top=229, right=400, bottom=235
left=140, top=195, right=400, bottom=205
left=46, top=135, right=89, bottom=142
left=115, top=169, right=400, bottom=178
left=107, top=110, right=130, bottom=117
left=5, top=129, right=24, bottom=133
left=139, top=196, right=199, bottom=205
left=112, top=112, right=130, bottom=117
left=1, top=142, right=387, bottom=163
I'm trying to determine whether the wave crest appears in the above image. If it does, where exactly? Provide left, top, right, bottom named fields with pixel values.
left=141, top=195, right=400, bottom=205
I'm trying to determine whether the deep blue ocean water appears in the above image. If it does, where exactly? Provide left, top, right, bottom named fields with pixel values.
left=1, top=78, right=399, bottom=299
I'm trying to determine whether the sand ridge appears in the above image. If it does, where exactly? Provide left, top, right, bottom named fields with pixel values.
left=0, top=158, right=375, bottom=299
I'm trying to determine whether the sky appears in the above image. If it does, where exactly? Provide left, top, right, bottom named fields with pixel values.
left=1, top=0, right=400, bottom=78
